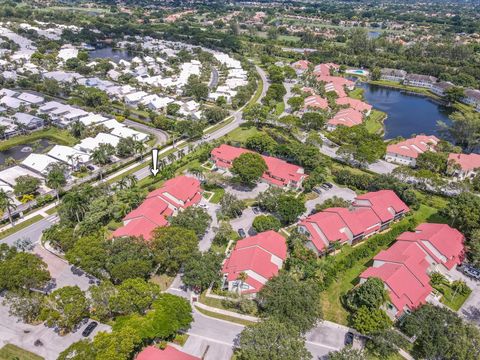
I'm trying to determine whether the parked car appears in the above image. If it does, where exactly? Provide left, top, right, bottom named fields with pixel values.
left=82, top=321, right=98, bottom=337
left=459, top=264, right=480, bottom=280
left=313, top=187, right=322, bottom=194
left=238, top=228, right=246, bottom=238
left=199, top=204, right=208, bottom=209
left=324, top=182, right=334, bottom=189
left=344, top=332, right=354, bottom=346
left=252, top=207, right=261, bottom=214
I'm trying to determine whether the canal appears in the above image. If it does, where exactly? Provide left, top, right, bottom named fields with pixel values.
left=357, top=82, right=453, bottom=139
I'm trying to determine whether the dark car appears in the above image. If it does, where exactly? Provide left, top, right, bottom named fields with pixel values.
left=344, top=331, right=354, bottom=345
left=252, top=207, right=261, bottom=214
left=238, top=228, right=246, bottom=238
left=324, top=182, right=334, bottom=189
left=82, top=322, right=98, bottom=337
left=460, top=264, right=480, bottom=280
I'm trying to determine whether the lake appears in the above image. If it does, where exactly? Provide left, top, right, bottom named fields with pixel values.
left=89, top=47, right=135, bottom=62
left=0, top=138, right=53, bottom=165
left=357, top=82, right=453, bottom=139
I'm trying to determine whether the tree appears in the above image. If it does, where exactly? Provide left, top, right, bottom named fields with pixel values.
left=93, top=326, right=141, bottom=360
left=301, top=112, right=326, bottom=130
left=439, top=193, right=480, bottom=236
left=371, top=67, right=381, bottom=81
left=444, top=86, right=464, bottom=104
left=245, top=133, right=277, bottom=154
left=3, top=290, right=44, bottom=324
left=243, top=103, right=269, bottom=127
left=0, top=250, right=50, bottom=291
left=89, top=281, right=117, bottom=322
left=258, top=273, right=322, bottom=333
left=0, top=189, right=17, bottom=225
left=13, top=175, right=40, bottom=196
left=334, top=126, right=386, bottom=165
left=439, top=111, right=480, bottom=152
left=166, top=103, right=180, bottom=116
left=276, top=194, right=306, bottom=225
left=116, top=137, right=136, bottom=158
left=110, top=278, right=162, bottom=316
left=467, top=229, right=480, bottom=267
left=351, top=306, right=392, bottom=334
left=402, top=305, right=480, bottom=360
left=252, top=215, right=281, bottom=232
left=416, top=151, right=448, bottom=173
left=58, top=340, right=96, bottom=360
left=40, top=286, right=89, bottom=334
left=184, top=75, right=208, bottom=101
left=203, top=106, right=229, bottom=124
left=65, top=235, right=108, bottom=278
left=366, top=332, right=398, bottom=359
left=237, top=319, right=312, bottom=360
left=344, top=277, right=389, bottom=311
left=328, top=347, right=367, bottom=360
left=151, top=226, right=198, bottom=275
left=182, top=251, right=223, bottom=291
left=46, top=163, right=67, bottom=202
left=303, top=166, right=328, bottom=192
left=231, top=152, right=267, bottom=186
left=287, top=96, right=304, bottom=112
left=170, top=206, right=211, bottom=238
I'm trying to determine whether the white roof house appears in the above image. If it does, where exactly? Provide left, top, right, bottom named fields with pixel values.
left=79, top=113, right=109, bottom=126
left=47, top=145, right=90, bottom=166
left=13, top=113, right=44, bottom=129
left=110, top=127, right=149, bottom=142
left=22, top=153, right=59, bottom=175
left=39, top=101, right=63, bottom=113
left=0, top=166, right=44, bottom=187
left=74, top=133, right=121, bottom=153
left=17, top=92, right=44, bottom=104
left=0, top=89, right=18, bottom=97
left=58, top=47, right=79, bottom=61
left=0, top=96, right=25, bottom=109
left=124, top=91, right=148, bottom=105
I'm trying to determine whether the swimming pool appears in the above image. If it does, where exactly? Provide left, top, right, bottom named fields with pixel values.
left=346, top=69, right=369, bottom=76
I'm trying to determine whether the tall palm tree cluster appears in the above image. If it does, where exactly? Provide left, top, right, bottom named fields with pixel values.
left=0, top=189, right=17, bottom=226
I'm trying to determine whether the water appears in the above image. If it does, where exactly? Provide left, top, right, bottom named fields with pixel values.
left=89, top=47, right=135, bottom=62
left=0, top=138, right=52, bottom=165
left=368, top=31, right=381, bottom=39
left=357, top=82, right=453, bottom=139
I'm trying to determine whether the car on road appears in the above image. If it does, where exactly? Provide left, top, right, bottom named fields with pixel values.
left=82, top=321, right=98, bottom=337
left=238, top=228, right=246, bottom=238
left=344, top=331, right=354, bottom=346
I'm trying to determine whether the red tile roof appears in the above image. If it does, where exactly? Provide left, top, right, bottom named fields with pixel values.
left=136, top=346, right=200, bottom=360
left=292, top=60, right=311, bottom=70
left=354, top=190, right=409, bottom=223
left=211, top=144, right=306, bottom=188
left=112, top=175, right=201, bottom=241
left=327, top=108, right=363, bottom=128
left=301, top=87, right=316, bottom=95
left=313, top=63, right=340, bottom=76
left=397, top=223, right=465, bottom=270
left=448, top=153, right=480, bottom=172
left=336, top=97, right=372, bottom=113
left=316, top=75, right=355, bottom=98
left=387, top=135, right=439, bottom=159
left=222, top=231, right=287, bottom=294
left=304, top=95, right=329, bottom=110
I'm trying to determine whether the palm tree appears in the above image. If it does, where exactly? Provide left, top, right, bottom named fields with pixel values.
left=236, top=272, right=248, bottom=294
left=124, top=174, right=138, bottom=188
left=158, top=159, right=167, bottom=169
left=46, top=164, right=67, bottom=203
left=167, top=153, right=176, bottom=164
left=134, top=141, right=145, bottom=159
left=116, top=177, right=129, bottom=190
left=0, top=189, right=17, bottom=226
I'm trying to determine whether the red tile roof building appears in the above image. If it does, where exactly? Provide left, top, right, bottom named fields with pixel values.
left=304, top=95, right=329, bottom=111
left=335, top=97, right=372, bottom=115
left=313, top=63, right=340, bottom=77
left=396, top=223, right=465, bottom=271
left=385, top=135, right=439, bottom=167
left=136, top=346, right=200, bottom=360
left=360, top=223, right=465, bottom=318
left=326, top=108, right=364, bottom=131
left=222, top=231, right=287, bottom=294
left=112, top=175, right=202, bottom=241
left=211, top=144, right=307, bottom=189
left=298, top=190, right=409, bottom=254
left=291, top=60, right=311, bottom=72
left=448, top=153, right=480, bottom=180
left=316, top=75, right=355, bottom=98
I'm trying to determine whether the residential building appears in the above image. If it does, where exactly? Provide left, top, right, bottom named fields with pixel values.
left=13, top=113, right=44, bottom=130
left=404, top=74, right=437, bottom=89
left=380, top=68, right=407, bottom=82
left=17, top=92, right=44, bottom=105
left=448, top=153, right=480, bottom=180
left=47, top=145, right=90, bottom=168
left=430, top=81, right=453, bottom=97
left=74, top=133, right=121, bottom=153
left=21, top=154, right=59, bottom=175
left=136, top=345, right=200, bottom=360
left=316, top=75, right=355, bottom=98
left=211, top=144, right=307, bottom=189
left=112, top=176, right=202, bottom=241
left=304, top=95, right=329, bottom=111
left=312, top=63, right=340, bottom=77
left=291, top=60, right=311, bottom=73
left=222, top=231, right=287, bottom=295
left=326, top=107, right=363, bottom=131
left=335, top=97, right=372, bottom=115
left=462, top=89, right=480, bottom=110
left=0, top=117, right=19, bottom=138
left=385, top=135, right=440, bottom=167
left=396, top=223, right=464, bottom=274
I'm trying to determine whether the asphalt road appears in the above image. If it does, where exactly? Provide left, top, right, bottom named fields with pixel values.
left=124, top=119, right=169, bottom=145
left=209, top=66, right=219, bottom=89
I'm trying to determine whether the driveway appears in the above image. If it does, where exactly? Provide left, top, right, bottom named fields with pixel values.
left=304, top=185, right=357, bottom=216
left=0, top=303, right=110, bottom=360
left=229, top=208, right=257, bottom=237
left=198, top=199, right=220, bottom=252
left=450, top=269, right=480, bottom=326
left=306, top=321, right=350, bottom=359
left=33, top=245, right=93, bottom=292
left=224, top=182, right=269, bottom=200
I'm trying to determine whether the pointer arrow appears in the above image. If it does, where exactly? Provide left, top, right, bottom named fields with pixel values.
left=150, top=149, right=159, bottom=176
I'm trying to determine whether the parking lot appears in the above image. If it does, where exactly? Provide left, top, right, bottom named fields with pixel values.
left=0, top=304, right=110, bottom=360
left=223, top=182, right=269, bottom=200
left=230, top=207, right=257, bottom=237
left=303, top=184, right=357, bottom=216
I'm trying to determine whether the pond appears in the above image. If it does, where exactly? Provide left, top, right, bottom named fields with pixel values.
left=89, top=46, right=135, bottom=62
left=0, top=138, right=53, bottom=166
left=356, top=82, right=453, bottom=139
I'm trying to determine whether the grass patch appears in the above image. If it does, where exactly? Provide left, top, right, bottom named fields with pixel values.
left=172, top=333, right=189, bottom=346
left=209, top=187, right=225, bottom=204
left=0, top=128, right=77, bottom=151
left=45, top=206, right=58, bottom=215
left=225, top=126, right=263, bottom=143
left=364, top=110, right=386, bottom=134
left=194, top=304, right=256, bottom=326
left=0, top=344, right=44, bottom=360
left=348, top=88, right=364, bottom=100
left=434, top=283, right=471, bottom=311
left=275, top=101, right=285, bottom=116
left=0, top=215, right=44, bottom=240
left=150, top=274, right=174, bottom=291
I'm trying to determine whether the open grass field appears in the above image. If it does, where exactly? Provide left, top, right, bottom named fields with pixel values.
left=0, top=344, right=43, bottom=360
left=225, top=126, right=263, bottom=143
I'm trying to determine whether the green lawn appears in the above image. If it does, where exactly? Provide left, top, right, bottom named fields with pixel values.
left=364, top=110, right=386, bottom=134
left=225, top=126, right=263, bottom=143
left=0, top=215, right=44, bottom=240
left=348, top=88, right=364, bottom=100
left=434, top=283, right=472, bottom=311
left=0, top=344, right=43, bottom=360
left=0, top=128, right=77, bottom=151
left=208, top=187, right=225, bottom=204
left=194, top=305, right=256, bottom=326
